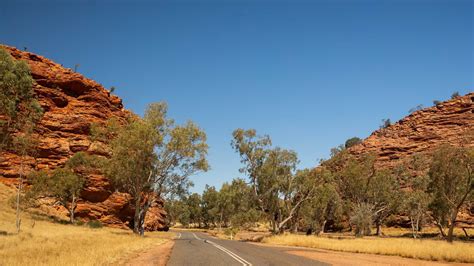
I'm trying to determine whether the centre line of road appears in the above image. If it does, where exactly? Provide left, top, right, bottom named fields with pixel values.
left=191, top=233, right=252, bottom=266
left=206, top=240, right=252, bottom=266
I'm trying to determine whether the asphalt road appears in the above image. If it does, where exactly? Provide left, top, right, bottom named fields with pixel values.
left=167, top=231, right=328, bottom=266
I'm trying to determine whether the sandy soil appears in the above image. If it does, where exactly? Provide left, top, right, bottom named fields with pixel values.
left=122, top=240, right=175, bottom=266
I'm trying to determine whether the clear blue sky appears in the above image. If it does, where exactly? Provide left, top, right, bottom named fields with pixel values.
left=1, top=0, right=472, bottom=193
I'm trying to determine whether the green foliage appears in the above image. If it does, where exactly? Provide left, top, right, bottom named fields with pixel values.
left=350, top=203, right=373, bottom=237
left=344, top=137, right=362, bottom=149
left=224, top=227, right=240, bottom=238
left=0, top=47, right=43, bottom=151
left=398, top=154, right=431, bottom=238
left=232, top=128, right=327, bottom=233
left=103, top=102, right=208, bottom=235
left=87, top=220, right=103, bottom=229
left=451, top=91, right=460, bottom=99
left=427, top=144, right=473, bottom=242
left=326, top=151, right=400, bottom=236
left=433, top=100, right=441, bottom=106
left=89, top=118, right=121, bottom=142
left=27, top=153, right=98, bottom=223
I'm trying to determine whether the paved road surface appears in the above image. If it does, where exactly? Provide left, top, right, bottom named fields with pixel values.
left=167, top=231, right=328, bottom=266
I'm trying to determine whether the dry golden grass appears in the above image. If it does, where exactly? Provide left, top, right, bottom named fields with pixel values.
left=262, top=234, right=474, bottom=263
left=381, top=226, right=474, bottom=238
left=0, top=183, right=174, bottom=266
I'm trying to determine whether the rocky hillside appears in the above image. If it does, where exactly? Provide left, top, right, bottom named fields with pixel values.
left=0, top=45, right=165, bottom=230
left=348, top=92, right=474, bottom=167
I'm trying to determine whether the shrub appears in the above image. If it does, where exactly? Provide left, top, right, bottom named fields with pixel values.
left=87, top=220, right=103, bottom=229
left=350, top=203, right=373, bottom=237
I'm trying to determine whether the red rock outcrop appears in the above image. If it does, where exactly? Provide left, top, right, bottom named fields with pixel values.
left=348, top=92, right=474, bottom=167
left=346, top=92, right=473, bottom=226
left=0, top=45, right=166, bottom=230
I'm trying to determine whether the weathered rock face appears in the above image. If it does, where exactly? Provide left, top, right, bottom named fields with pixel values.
left=346, top=92, right=473, bottom=227
left=348, top=92, right=474, bottom=167
left=0, top=45, right=166, bottom=230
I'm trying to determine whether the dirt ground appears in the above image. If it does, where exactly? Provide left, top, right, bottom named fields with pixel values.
left=121, top=240, right=175, bottom=266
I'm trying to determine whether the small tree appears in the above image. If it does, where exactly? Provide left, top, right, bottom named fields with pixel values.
left=408, top=104, right=423, bottom=114
left=0, top=47, right=43, bottom=233
left=428, top=144, right=473, bottom=242
left=398, top=154, right=431, bottom=238
left=451, top=91, right=460, bottom=99
left=344, top=137, right=362, bottom=149
left=350, top=203, right=373, bottom=237
left=29, top=152, right=93, bottom=223
left=380, top=118, right=391, bottom=129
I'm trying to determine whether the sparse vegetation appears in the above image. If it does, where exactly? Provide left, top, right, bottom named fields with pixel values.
left=380, top=118, right=391, bottom=129
left=0, top=183, right=173, bottom=266
left=0, top=47, right=43, bottom=233
left=262, top=234, right=474, bottom=263
left=87, top=220, right=103, bottom=229
left=408, top=104, right=423, bottom=114
left=344, top=137, right=362, bottom=149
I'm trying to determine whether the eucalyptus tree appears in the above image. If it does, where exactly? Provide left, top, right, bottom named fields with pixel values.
left=231, top=128, right=324, bottom=233
left=106, top=102, right=208, bottom=235
left=428, top=144, right=473, bottom=242
left=0, top=47, right=43, bottom=233
left=326, top=151, right=400, bottom=236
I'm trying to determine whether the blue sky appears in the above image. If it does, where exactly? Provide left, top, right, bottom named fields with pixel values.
left=1, top=0, right=472, bottom=193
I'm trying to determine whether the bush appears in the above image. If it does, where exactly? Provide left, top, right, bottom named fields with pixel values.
left=87, top=220, right=103, bottom=229
left=350, top=203, right=373, bottom=237
left=224, top=227, right=240, bottom=239
left=75, top=220, right=85, bottom=226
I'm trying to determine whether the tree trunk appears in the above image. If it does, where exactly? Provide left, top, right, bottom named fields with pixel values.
left=15, top=160, right=24, bottom=234
left=462, top=227, right=469, bottom=238
left=133, top=195, right=141, bottom=235
left=410, top=217, right=417, bottom=239
left=69, top=195, right=76, bottom=224
left=138, top=199, right=151, bottom=236
left=376, top=221, right=382, bottom=236
left=435, top=221, right=446, bottom=238
left=320, top=220, right=327, bottom=235
left=447, top=210, right=458, bottom=243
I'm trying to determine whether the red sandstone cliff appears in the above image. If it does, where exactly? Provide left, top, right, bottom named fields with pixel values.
left=0, top=45, right=165, bottom=230
left=346, top=92, right=473, bottom=226
left=348, top=92, right=474, bottom=167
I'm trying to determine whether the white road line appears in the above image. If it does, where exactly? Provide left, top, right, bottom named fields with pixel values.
left=206, top=240, right=252, bottom=266
left=192, top=233, right=202, bottom=240
left=191, top=233, right=252, bottom=266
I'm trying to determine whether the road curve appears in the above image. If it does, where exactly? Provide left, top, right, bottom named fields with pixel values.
left=167, top=231, right=328, bottom=266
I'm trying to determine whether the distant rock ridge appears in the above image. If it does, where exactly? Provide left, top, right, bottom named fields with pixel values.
left=0, top=45, right=165, bottom=230
left=348, top=92, right=474, bottom=167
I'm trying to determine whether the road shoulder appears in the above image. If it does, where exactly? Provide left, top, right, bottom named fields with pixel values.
left=120, top=239, right=175, bottom=266
left=250, top=242, right=469, bottom=266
